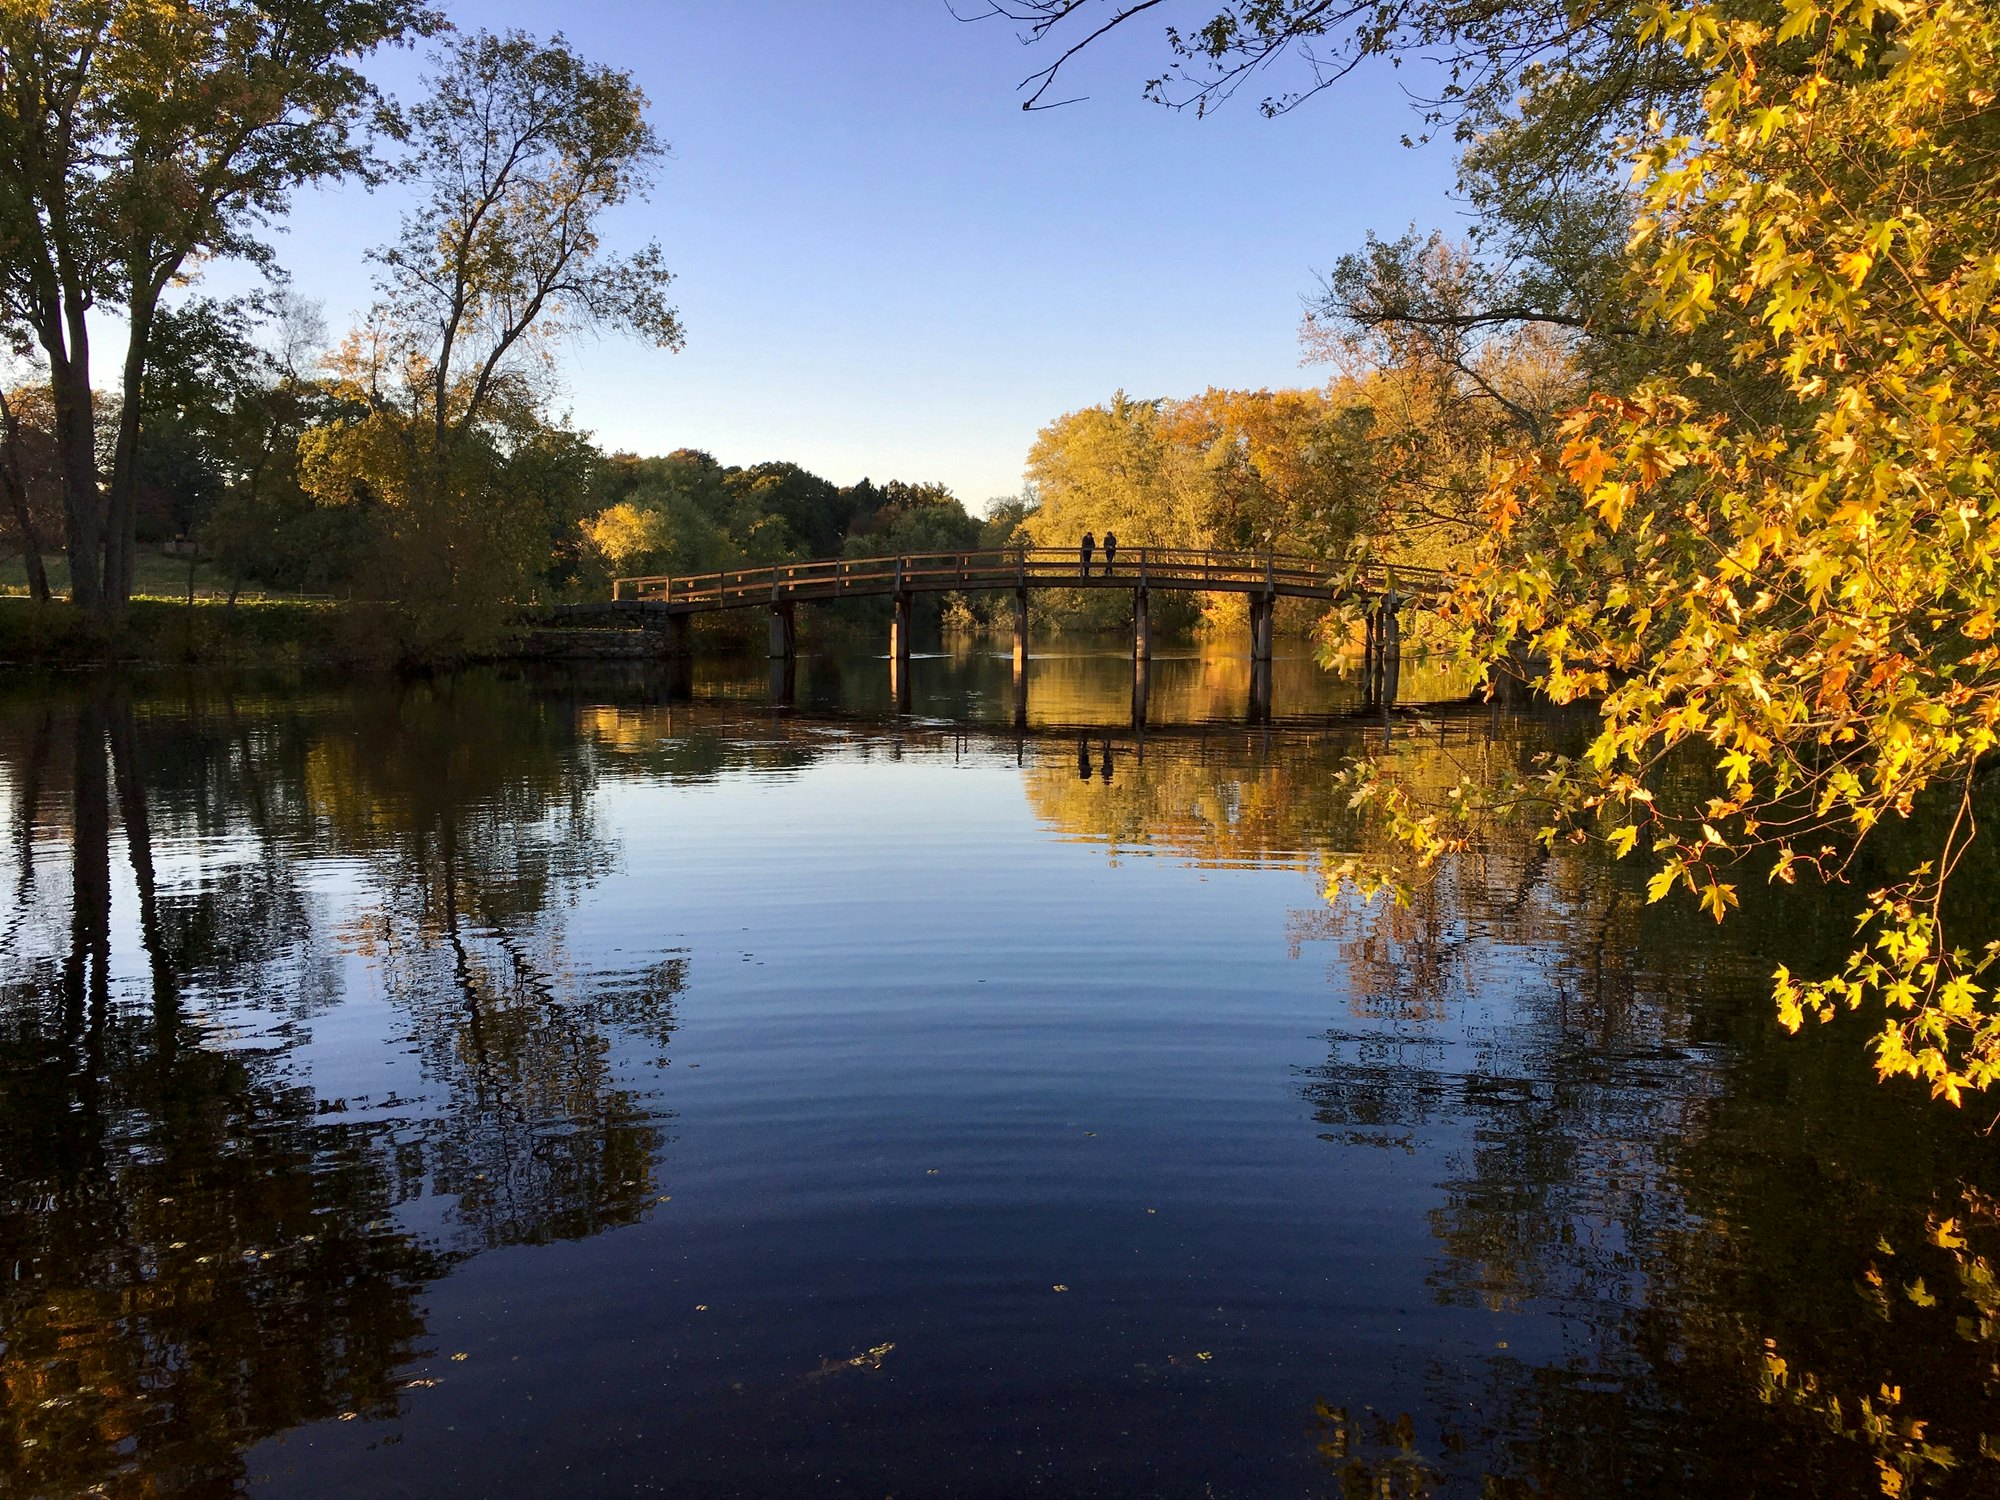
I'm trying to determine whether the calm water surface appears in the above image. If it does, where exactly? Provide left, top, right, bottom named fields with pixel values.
left=2, top=644, right=1996, bottom=1498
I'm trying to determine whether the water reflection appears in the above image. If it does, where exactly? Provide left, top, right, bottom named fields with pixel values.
left=0, top=679, right=684, bottom=1497
left=0, top=655, right=1995, bottom=1498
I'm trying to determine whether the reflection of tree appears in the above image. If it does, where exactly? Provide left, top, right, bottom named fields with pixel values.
left=0, top=674, right=686, bottom=1496
left=0, top=697, right=437, bottom=1497
left=1271, top=715, right=2000, bottom=1497
left=1021, top=722, right=1381, bottom=868
left=290, top=676, right=683, bottom=1249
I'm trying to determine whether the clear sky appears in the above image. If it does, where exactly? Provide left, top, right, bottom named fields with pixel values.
left=233, top=0, right=1462, bottom=513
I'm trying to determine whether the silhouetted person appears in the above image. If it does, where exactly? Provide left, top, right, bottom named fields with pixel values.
left=1080, top=531, right=1095, bottom=578
left=1099, top=738, right=1114, bottom=784
left=1077, top=734, right=1093, bottom=781
left=1102, top=531, right=1117, bottom=575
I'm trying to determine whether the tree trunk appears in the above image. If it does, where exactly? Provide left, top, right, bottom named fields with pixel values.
left=48, top=294, right=105, bottom=616
left=66, top=697, right=112, bottom=1040
left=12, top=707, right=53, bottom=903
left=103, top=286, right=158, bottom=612
left=109, top=693, right=178, bottom=1033
left=0, top=392, right=51, bottom=604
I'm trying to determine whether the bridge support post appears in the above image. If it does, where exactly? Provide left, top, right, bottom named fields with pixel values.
left=1249, top=657, right=1273, bottom=724
left=1380, top=601, right=1402, bottom=709
left=664, top=612, right=693, bottom=701
left=1132, top=654, right=1150, bottom=729
left=890, top=592, right=912, bottom=666
left=645, top=611, right=693, bottom=697
left=769, top=655, right=796, bottom=706
left=666, top=653, right=694, bottom=700
left=1012, top=588, right=1028, bottom=678
left=1249, top=594, right=1274, bottom=664
left=891, top=592, right=913, bottom=713
left=768, top=602, right=795, bottom=660
left=1133, top=588, right=1151, bottom=661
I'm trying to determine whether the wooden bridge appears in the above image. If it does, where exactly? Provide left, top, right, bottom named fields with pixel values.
left=551, top=546, right=1450, bottom=717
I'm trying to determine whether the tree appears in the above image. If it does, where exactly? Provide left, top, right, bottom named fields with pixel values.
left=846, top=480, right=981, bottom=554
left=1025, top=386, right=1373, bottom=554
left=0, top=378, right=59, bottom=601
left=0, top=0, right=440, bottom=616
left=1300, top=235, right=1583, bottom=569
left=725, top=461, right=848, bottom=556
left=195, top=292, right=385, bottom=597
left=299, top=28, right=683, bottom=648
left=1341, top=0, right=2000, bottom=1104
left=133, top=296, right=267, bottom=541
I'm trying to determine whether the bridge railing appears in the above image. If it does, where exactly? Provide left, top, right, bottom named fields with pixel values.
left=612, top=548, right=1451, bottom=607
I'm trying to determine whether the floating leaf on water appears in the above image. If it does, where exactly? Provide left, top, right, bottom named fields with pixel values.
left=695, top=1304, right=708, bottom=1312
left=450, top=1352, right=469, bottom=1362
left=1052, top=1284, right=1069, bottom=1292
left=338, top=1412, right=358, bottom=1421
left=1195, top=1352, right=1213, bottom=1362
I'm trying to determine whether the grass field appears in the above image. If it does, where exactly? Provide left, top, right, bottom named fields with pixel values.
left=0, top=548, right=337, bottom=602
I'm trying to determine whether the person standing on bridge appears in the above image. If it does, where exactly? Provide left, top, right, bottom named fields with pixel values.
left=1079, top=531, right=1095, bottom=578
left=1101, top=531, right=1117, bottom=575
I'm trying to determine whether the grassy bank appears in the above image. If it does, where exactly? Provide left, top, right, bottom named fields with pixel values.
left=0, top=550, right=321, bottom=603
left=0, top=595, right=391, bottom=669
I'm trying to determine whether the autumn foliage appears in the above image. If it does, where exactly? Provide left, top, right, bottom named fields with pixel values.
left=1375, top=0, right=2000, bottom=1101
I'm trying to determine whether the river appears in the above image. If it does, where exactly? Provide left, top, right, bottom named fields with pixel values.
left=2, top=644, right=1995, bottom=1498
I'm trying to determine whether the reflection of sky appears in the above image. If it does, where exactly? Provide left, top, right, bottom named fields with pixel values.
left=250, top=714, right=1566, bottom=1495
left=13, top=667, right=1969, bottom=1498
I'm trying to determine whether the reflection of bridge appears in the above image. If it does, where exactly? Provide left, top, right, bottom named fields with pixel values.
left=552, top=547, right=1452, bottom=718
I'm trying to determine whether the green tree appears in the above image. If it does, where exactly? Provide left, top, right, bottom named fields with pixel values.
left=130, top=296, right=266, bottom=542
left=846, top=479, right=980, bottom=555
left=725, top=460, right=849, bottom=556
left=0, top=0, right=439, bottom=617
left=300, top=28, right=683, bottom=649
left=0, top=378, right=59, bottom=601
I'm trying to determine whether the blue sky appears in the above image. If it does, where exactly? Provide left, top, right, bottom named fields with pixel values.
left=238, top=1, right=1462, bottom=512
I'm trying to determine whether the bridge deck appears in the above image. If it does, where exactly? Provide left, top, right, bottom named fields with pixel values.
left=555, top=548, right=1448, bottom=620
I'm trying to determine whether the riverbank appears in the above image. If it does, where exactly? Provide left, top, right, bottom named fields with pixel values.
left=0, top=595, right=376, bottom=669
left=0, top=595, right=1239, bottom=672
